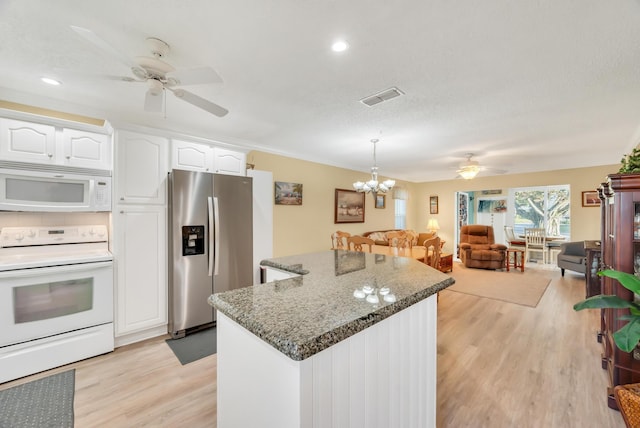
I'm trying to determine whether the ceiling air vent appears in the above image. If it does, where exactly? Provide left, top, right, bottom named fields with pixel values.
left=360, top=87, right=405, bottom=107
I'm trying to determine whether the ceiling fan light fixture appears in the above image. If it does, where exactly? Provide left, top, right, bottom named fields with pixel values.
left=148, top=79, right=164, bottom=96
left=458, top=165, right=480, bottom=180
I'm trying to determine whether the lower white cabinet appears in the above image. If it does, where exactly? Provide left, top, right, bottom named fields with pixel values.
left=114, top=205, right=167, bottom=344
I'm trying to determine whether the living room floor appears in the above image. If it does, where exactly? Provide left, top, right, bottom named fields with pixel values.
left=0, top=264, right=624, bottom=427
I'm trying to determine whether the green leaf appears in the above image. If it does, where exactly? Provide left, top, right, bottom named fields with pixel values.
left=613, top=317, right=640, bottom=353
left=573, top=295, right=636, bottom=311
left=598, top=270, right=640, bottom=294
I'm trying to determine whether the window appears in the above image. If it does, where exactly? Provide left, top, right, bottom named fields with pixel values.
left=510, top=185, right=570, bottom=238
left=395, top=199, right=406, bottom=229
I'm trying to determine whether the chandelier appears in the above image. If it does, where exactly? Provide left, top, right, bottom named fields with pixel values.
left=352, top=138, right=395, bottom=195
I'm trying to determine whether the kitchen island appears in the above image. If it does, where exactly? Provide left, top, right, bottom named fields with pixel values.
left=209, top=250, right=454, bottom=428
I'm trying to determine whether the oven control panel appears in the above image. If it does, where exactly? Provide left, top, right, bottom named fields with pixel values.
left=0, top=225, right=108, bottom=247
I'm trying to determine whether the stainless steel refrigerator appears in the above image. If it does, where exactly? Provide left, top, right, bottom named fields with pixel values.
left=168, top=169, right=253, bottom=338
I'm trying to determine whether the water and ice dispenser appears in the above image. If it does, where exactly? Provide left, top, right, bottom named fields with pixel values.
left=182, top=226, right=205, bottom=256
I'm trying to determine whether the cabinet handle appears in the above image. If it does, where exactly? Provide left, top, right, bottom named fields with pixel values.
left=120, top=197, right=124, bottom=201
left=120, top=210, right=124, bottom=214
left=48, top=153, right=53, bottom=158
left=66, top=155, right=70, bottom=159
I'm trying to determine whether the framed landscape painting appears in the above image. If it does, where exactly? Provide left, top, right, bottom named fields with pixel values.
left=375, top=194, right=386, bottom=209
left=335, top=189, right=365, bottom=223
left=582, top=191, right=600, bottom=207
left=275, top=181, right=302, bottom=205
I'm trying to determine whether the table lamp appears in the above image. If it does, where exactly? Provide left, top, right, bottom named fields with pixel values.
left=427, top=218, right=440, bottom=234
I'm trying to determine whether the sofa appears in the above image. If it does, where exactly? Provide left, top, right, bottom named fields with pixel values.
left=458, top=225, right=507, bottom=270
left=362, top=229, right=435, bottom=247
left=557, top=241, right=586, bottom=276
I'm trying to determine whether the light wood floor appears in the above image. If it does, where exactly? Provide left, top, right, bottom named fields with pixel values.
left=0, top=265, right=625, bottom=427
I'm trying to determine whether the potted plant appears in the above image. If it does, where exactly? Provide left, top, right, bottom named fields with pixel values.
left=619, top=147, right=640, bottom=173
left=573, top=269, right=640, bottom=352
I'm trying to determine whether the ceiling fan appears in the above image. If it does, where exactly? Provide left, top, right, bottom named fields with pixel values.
left=457, top=153, right=481, bottom=179
left=70, top=26, right=228, bottom=117
left=455, top=153, right=507, bottom=180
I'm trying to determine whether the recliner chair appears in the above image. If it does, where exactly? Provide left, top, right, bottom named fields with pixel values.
left=458, top=225, right=507, bottom=270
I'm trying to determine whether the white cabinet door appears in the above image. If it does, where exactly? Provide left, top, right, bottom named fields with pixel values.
left=213, top=147, right=246, bottom=176
left=115, top=130, right=168, bottom=205
left=171, top=139, right=214, bottom=172
left=0, top=118, right=56, bottom=164
left=114, top=205, right=167, bottom=336
left=61, top=129, right=112, bottom=170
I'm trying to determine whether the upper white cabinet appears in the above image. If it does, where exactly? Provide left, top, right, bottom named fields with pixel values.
left=61, top=128, right=111, bottom=170
left=0, top=118, right=112, bottom=169
left=116, top=130, right=168, bottom=205
left=213, top=147, right=246, bottom=176
left=171, top=139, right=214, bottom=172
left=0, top=119, right=57, bottom=164
left=170, top=139, right=246, bottom=176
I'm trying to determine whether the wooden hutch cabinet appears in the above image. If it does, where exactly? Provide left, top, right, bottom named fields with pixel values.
left=599, top=173, right=640, bottom=409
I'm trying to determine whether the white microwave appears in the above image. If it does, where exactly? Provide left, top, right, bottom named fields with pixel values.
left=0, top=162, right=111, bottom=212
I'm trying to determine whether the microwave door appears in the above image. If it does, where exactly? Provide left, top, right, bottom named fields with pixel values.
left=0, top=168, right=111, bottom=212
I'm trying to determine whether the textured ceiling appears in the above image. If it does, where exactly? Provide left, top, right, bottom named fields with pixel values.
left=1, top=0, right=639, bottom=181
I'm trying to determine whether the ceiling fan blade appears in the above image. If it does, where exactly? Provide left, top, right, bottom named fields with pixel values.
left=70, top=25, right=137, bottom=70
left=144, top=88, right=164, bottom=112
left=170, top=88, right=228, bottom=117
left=167, top=67, right=223, bottom=86
left=53, top=67, right=143, bottom=83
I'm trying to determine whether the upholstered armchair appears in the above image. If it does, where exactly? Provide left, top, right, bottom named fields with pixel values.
left=458, top=225, right=507, bottom=270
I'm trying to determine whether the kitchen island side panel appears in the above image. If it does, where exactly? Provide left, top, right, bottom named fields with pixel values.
left=216, top=294, right=437, bottom=428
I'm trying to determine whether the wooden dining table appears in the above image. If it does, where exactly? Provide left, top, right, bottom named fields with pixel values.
left=369, top=244, right=426, bottom=260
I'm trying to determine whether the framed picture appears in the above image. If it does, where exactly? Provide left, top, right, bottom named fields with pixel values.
left=275, top=181, right=302, bottom=205
left=375, top=194, right=386, bottom=209
left=582, top=191, right=600, bottom=207
left=430, top=195, right=439, bottom=214
left=335, top=188, right=365, bottom=223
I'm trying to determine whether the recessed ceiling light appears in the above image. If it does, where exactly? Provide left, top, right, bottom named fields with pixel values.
left=41, top=77, right=61, bottom=86
left=331, top=40, right=349, bottom=52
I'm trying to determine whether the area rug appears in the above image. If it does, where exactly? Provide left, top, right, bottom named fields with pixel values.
left=0, top=369, right=75, bottom=428
left=445, top=262, right=552, bottom=307
left=166, top=327, right=217, bottom=365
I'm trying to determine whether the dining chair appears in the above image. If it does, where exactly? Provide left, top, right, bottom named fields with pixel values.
left=423, top=236, right=442, bottom=269
left=524, top=228, right=547, bottom=264
left=347, top=236, right=375, bottom=253
left=504, top=225, right=526, bottom=249
left=331, top=231, right=351, bottom=250
left=386, top=231, right=409, bottom=251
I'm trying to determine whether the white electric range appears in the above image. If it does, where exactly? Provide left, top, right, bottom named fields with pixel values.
left=0, top=225, right=114, bottom=383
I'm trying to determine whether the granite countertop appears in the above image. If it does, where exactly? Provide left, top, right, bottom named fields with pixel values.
left=209, top=250, right=455, bottom=361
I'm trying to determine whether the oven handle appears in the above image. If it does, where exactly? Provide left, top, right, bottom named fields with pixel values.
left=0, top=261, right=113, bottom=278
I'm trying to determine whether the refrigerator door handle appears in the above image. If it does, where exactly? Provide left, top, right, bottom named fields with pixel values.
left=207, top=196, right=214, bottom=277
left=213, top=196, right=220, bottom=276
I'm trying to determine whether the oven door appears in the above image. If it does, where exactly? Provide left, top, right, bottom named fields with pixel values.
left=0, top=261, right=113, bottom=347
